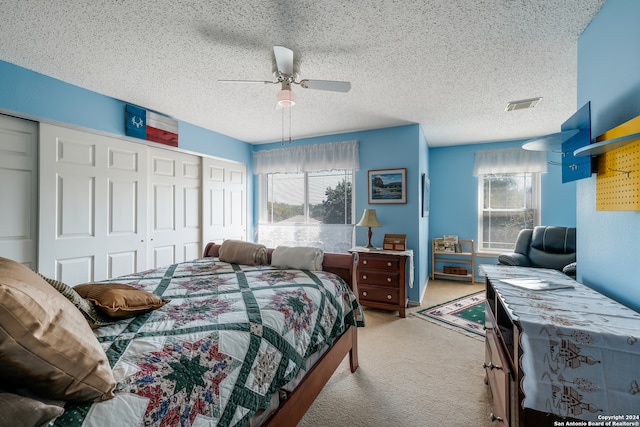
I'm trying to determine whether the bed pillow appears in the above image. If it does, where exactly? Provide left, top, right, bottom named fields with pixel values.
left=218, top=239, right=269, bottom=265
left=271, top=246, right=324, bottom=271
left=0, top=390, right=64, bottom=427
left=38, top=274, right=114, bottom=328
left=0, top=257, right=116, bottom=402
left=74, top=283, right=168, bottom=319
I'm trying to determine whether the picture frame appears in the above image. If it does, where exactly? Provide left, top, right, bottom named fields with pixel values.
left=368, top=168, right=407, bottom=204
left=421, top=173, right=430, bottom=217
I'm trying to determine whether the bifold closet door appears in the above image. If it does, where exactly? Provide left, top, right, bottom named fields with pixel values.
left=147, top=147, right=201, bottom=268
left=0, top=114, right=38, bottom=268
left=38, top=124, right=148, bottom=285
left=202, top=157, right=247, bottom=244
left=38, top=124, right=246, bottom=284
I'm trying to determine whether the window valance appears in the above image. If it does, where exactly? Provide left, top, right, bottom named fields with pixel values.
left=473, top=147, right=547, bottom=175
left=253, top=140, right=359, bottom=174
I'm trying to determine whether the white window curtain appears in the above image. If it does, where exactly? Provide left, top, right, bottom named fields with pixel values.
left=473, top=148, right=547, bottom=175
left=253, top=140, right=359, bottom=174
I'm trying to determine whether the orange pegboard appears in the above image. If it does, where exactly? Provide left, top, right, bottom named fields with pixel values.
left=595, top=116, right=640, bottom=210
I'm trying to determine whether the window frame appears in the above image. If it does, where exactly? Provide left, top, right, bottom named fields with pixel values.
left=476, top=171, right=541, bottom=253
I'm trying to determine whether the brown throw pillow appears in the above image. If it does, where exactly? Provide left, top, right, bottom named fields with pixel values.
left=0, top=257, right=116, bottom=402
left=74, top=283, right=168, bottom=319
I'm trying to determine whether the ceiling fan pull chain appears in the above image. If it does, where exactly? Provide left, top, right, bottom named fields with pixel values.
left=289, top=107, right=292, bottom=144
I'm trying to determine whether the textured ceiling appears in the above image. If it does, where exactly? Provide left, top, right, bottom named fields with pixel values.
left=0, top=0, right=605, bottom=146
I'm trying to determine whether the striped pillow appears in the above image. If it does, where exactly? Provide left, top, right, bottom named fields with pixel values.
left=38, top=274, right=114, bottom=328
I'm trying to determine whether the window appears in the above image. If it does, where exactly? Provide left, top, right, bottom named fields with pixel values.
left=478, top=172, right=540, bottom=252
left=258, top=170, right=354, bottom=252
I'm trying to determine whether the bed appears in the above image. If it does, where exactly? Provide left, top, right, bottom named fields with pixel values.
left=0, top=242, right=363, bottom=427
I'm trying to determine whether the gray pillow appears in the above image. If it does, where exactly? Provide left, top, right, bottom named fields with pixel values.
left=0, top=391, right=64, bottom=427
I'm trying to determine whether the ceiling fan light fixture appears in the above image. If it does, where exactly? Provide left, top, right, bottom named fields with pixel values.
left=276, top=88, right=296, bottom=107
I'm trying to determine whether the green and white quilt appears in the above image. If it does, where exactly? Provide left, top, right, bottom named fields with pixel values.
left=53, top=258, right=364, bottom=427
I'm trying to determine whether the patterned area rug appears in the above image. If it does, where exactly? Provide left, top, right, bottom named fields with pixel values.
left=413, top=291, right=485, bottom=338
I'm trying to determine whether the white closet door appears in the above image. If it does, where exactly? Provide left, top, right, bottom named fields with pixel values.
left=202, top=157, right=247, bottom=244
left=147, top=147, right=201, bottom=267
left=0, top=115, right=38, bottom=268
left=38, top=124, right=148, bottom=284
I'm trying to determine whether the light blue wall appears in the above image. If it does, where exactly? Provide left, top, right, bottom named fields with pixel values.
left=429, top=139, right=576, bottom=280
left=0, top=61, right=252, bottom=164
left=253, top=124, right=429, bottom=303
left=576, top=0, right=640, bottom=311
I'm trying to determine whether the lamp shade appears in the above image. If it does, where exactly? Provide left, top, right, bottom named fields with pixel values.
left=276, top=88, right=296, bottom=107
left=357, top=209, right=381, bottom=228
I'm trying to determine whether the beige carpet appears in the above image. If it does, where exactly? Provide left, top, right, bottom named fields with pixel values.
left=298, top=279, right=495, bottom=427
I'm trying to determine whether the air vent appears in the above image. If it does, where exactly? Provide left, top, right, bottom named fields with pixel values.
left=505, top=97, right=542, bottom=111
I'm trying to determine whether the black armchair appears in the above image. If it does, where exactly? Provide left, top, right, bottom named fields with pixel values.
left=497, top=226, right=576, bottom=277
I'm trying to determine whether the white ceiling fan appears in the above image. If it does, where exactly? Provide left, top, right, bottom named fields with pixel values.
left=218, top=46, right=351, bottom=108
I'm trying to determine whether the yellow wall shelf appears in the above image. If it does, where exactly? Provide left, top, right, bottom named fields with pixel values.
left=584, top=115, right=640, bottom=210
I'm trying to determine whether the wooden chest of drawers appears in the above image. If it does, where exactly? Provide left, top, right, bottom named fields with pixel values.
left=351, top=249, right=409, bottom=318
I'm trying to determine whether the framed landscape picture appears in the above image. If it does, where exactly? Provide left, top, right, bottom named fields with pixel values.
left=368, top=168, right=407, bottom=204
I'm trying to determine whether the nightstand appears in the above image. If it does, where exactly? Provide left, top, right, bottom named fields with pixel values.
left=349, top=247, right=413, bottom=318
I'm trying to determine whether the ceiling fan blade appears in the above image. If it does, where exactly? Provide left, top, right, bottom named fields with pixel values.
left=273, top=46, right=294, bottom=75
left=218, top=79, right=275, bottom=84
left=299, top=79, right=351, bottom=93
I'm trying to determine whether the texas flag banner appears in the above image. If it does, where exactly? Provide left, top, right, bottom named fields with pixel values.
left=125, top=104, right=179, bottom=147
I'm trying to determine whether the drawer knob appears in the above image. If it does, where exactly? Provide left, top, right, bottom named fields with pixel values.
left=363, top=260, right=368, bottom=265
left=483, top=362, right=502, bottom=370
left=387, top=294, right=392, bottom=300
left=363, top=274, right=368, bottom=280
left=387, top=262, right=391, bottom=267
left=489, top=413, right=503, bottom=422
left=387, top=277, right=392, bottom=282
left=362, top=291, right=368, bottom=297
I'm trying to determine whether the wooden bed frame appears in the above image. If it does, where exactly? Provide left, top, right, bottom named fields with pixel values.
left=202, top=243, right=360, bottom=427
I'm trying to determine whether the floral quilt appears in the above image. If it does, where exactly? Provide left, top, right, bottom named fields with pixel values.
left=53, top=258, right=364, bottom=427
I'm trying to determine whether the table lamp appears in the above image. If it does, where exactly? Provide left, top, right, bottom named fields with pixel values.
left=357, top=209, right=381, bottom=249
